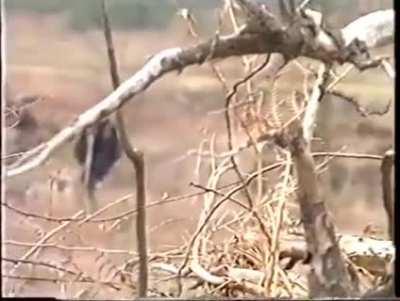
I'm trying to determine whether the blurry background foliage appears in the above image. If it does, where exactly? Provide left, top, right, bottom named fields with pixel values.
left=5, top=0, right=219, bottom=31
left=5, top=0, right=392, bottom=31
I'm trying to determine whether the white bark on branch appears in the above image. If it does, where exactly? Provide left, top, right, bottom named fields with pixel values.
left=5, top=47, right=182, bottom=177
left=4, top=6, right=394, bottom=178
left=341, top=10, right=394, bottom=48
left=302, top=64, right=329, bottom=144
left=150, top=234, right=393, bottom=294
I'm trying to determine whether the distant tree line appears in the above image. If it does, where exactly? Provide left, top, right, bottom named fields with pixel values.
left=5, top=0, right=391, bottom=31
left=5, top=0, right=178, bottom=31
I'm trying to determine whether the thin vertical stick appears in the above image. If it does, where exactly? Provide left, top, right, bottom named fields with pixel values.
left=82, top=130, right=97, bottom=213
left=100, top=0, right=148, bottom=297
left=264, top=151, right=291, bottom=295
left=380, top=149, right=394, bottom=241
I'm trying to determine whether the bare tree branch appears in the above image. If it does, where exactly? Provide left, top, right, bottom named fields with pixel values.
left=223, top=55, right=271, bottom=208
left=341, top=10, right=394, bottom=48
left=100, top=0, right=148, bottom=296
left=328, top=90, right=392, bottom=117
left=286, top=65, right=357, bottom=297
left=5, top=5, right=394, bottom=179
left=281, top=234, right=394, bottom=275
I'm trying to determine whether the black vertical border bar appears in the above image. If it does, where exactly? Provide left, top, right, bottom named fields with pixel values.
left=394, top=0, right=399, bottom=297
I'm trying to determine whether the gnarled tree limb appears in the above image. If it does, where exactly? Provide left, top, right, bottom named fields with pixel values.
left=5, top=4, right=394, bottom=178
left=341, top=9, right=394, bottom=48
left=287, top=65, right=356, bottom=298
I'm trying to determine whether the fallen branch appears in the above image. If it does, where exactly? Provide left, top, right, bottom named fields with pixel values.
left=190, top=261, right=226, bottom=285
left=280, top=234, right=394, bottom=277
left=146, top=234, right=394, bottom=296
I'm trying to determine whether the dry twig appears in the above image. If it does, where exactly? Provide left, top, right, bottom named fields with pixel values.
left=100, top=1, right=148, bottom=296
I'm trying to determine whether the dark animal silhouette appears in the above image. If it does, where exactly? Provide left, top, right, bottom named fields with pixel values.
left=74, top=119, right=122, bottom=192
